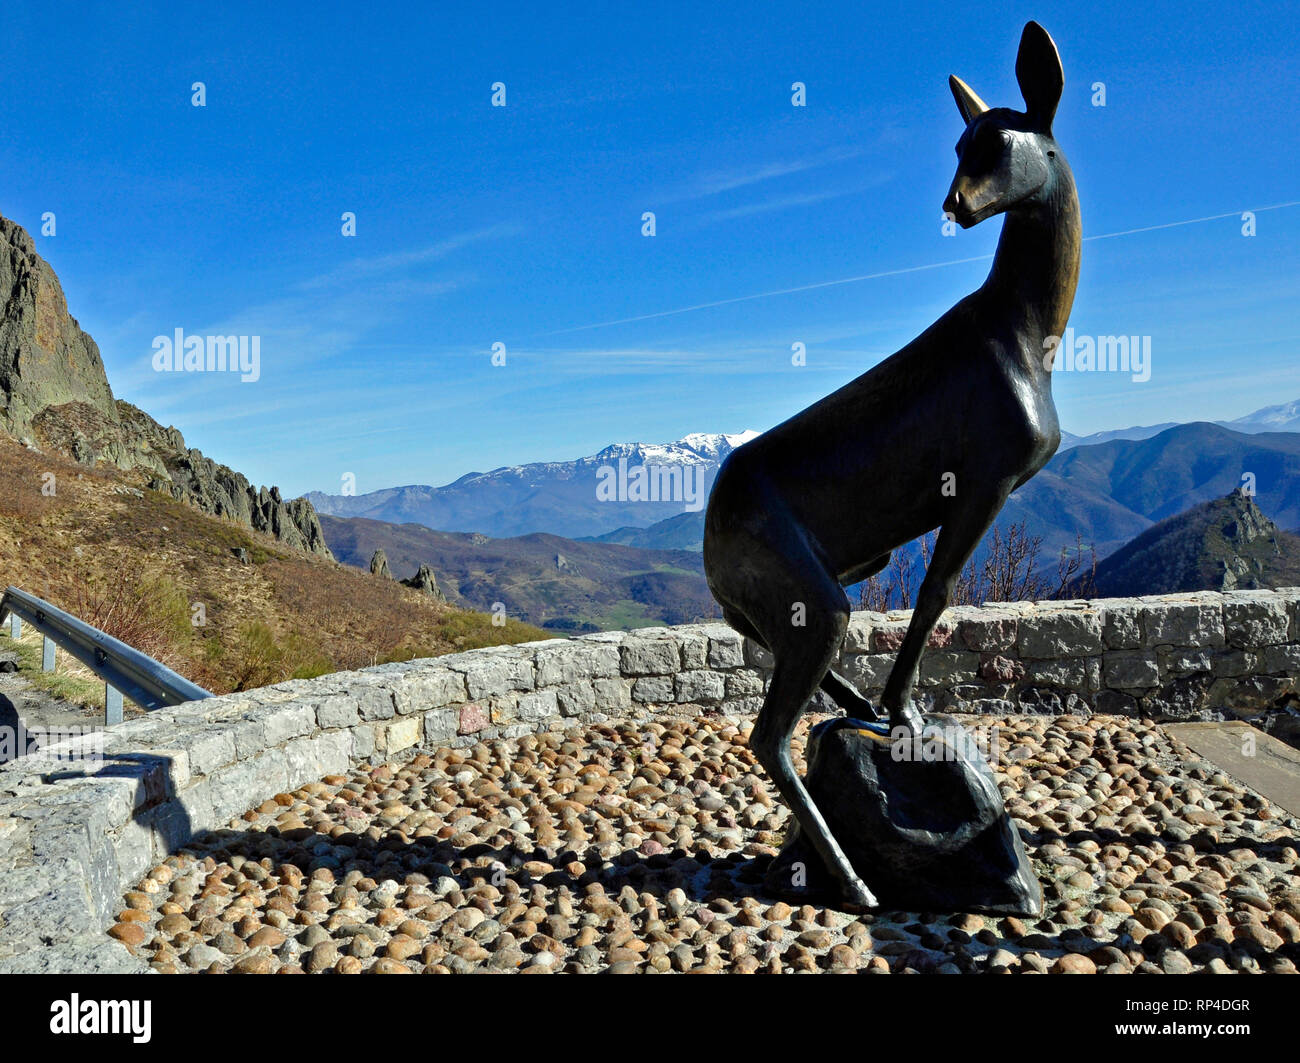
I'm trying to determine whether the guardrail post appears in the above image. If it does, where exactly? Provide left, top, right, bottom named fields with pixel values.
left=8, top=613, right=18, bottom=639
left=42, top=636, right=56, bottom=672
left=105, top=684, right=123, bottom=726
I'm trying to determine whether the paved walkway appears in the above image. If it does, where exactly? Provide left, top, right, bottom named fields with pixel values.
left=0, top=670, right=101, bottom=764
left=1165, top=721, right=1300, bottom=819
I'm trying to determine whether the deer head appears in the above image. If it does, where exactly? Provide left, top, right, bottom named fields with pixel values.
left=942, top=21, right=1067, bottom=229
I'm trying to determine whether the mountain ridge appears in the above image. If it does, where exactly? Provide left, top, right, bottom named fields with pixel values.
left=306, top=430, right=759, bottom=538
left=583, top=422, right=1300, bottom=560
left=308, top=407, right=1299, bottom=545
left=319, top=513, right=715, bottom=631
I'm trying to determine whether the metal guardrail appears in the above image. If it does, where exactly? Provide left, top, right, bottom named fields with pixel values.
left=0, top=586, right=210, bottom=724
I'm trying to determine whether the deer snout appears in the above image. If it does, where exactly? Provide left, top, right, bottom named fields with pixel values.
left=943, top=182, right=975, bottom=228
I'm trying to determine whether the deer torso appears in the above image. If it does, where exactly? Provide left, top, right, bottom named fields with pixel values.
left=707, top=164, right=1080, bottom=584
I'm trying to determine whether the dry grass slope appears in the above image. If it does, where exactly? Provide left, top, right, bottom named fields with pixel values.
left=0, top=436, right=547, bottom=706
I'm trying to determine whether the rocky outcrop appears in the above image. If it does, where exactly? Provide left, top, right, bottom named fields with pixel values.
left=1090, top=488, right=1300, bottom=597
left=0, top=214, right=331, bottom=559
left=369, top=550, right=392, bottom=579
left=402, top=563, right=445, bottom=601
left=0, top=218, right=115, bottom=440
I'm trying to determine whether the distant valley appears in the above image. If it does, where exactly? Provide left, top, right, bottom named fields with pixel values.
left=320, top=515, right=716, bottom=631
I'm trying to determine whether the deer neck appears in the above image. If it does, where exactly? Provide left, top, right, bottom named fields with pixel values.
left=982, top=164, right=1080, bottom=362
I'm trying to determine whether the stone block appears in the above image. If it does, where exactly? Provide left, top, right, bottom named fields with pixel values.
left=1223, top=592, right=1291, bottom=647
left=1143, top=602, right=1225, bottom=648
left=620, top=637, right=680, bottom=676
left=843, top=653, right=893, bottom=689
left=725, top=671, right=765, bottom=698
left=958, top=615, right=1018, bottom=652
left=1159, top=648, right=1211, bottom=678
left=632, top=676, right=675, bottom=703
left=707, top=631, right=746, bottom=670
left=677, top=633, right=709, bottom=670
left=182, top=727, right=238, bottom=777
left=556, top=681, right=597, bottom=717
left=351, top=724, right=376, bottom=761
left=316, top=694, right=361, bottom=729
left=393, top=669, right=468, bottom=714
left=1022, top=658, right=1089, bottom=689
left=592, top=678, right=633, bottom=713
left=1103, top=651, right=1160, bottom=689
left=675, top=670, right=726, bottom=703
left=1260, top=644, right=1300, bottom=675
left=456, top=704, right=490, bottom=736
left=259, top=703, right=317, bottom=746
left=514, top=690, right=559, bottom=722
left=1102, top=602, right=1143, bottom=649
left=535, top=644, right=620, bottom=686
left=917, top=650, right=979, bottom=687
left=381, top=716, right=421, bottom=755
left=1016, top=609, right=1104, bottom=658
left=356, top=685, right=397, bottom=721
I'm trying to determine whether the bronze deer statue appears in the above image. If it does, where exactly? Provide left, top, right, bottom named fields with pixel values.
left=702, top=21, right=1080, bottom=908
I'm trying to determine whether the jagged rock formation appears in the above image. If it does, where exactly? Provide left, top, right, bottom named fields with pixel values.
left=369, top=550, right=392, bottom=579
left=0, top=218, right=116, bottom=439
left=1091, top=488, right=1300, bottom=597
left=401, top=563, right=445, bottom=601
left=0, top=214, right=330, bottom=558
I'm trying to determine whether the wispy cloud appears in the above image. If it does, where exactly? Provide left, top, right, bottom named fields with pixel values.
left=686, top=147, right=867, bottom=199
left=697, top=180, right=891, bottom=226
left=110, top=225, right=510, bottom=415
left=295, top=224, right=520, bottom=291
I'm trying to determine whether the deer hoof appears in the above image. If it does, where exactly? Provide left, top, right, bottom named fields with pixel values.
left=841, top=876, right=879, bottom=911
left=891, top=703, right=925, bottom=736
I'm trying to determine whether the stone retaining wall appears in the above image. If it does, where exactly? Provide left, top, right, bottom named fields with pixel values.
left=1, top=589, right=1296, bottom=972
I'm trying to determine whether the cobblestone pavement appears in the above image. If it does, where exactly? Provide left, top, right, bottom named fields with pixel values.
left=112, top=714, right=1300, bottom=973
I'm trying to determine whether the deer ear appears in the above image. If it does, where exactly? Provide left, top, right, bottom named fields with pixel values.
left=1016, top=21, right=1063, bottom=129
left=949, top=75, right=990, bottom=125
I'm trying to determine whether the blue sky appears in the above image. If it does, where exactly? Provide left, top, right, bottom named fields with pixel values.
left=1, top=0, right=1296, bottom=497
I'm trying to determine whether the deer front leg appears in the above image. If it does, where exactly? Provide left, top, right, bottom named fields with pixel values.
left=882, top=493, right=1009, bottom=732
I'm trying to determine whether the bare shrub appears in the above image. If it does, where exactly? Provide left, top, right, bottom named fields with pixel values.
left=856, top=521, right=1098, bottom=610
left=64, top=571, right=191, bottom=670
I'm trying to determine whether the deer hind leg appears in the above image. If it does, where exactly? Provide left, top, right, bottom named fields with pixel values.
left=720, top=536, right=877, bottom=907
left=726, top=606, right=880, bottom=721
left=818, top=669, right=882, bottom=721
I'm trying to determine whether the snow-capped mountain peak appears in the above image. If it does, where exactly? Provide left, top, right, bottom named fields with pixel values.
left=1227, top=399, right=1300, bottom=431
left=588, top=430, right=758, bottom=467
left=308, top=430, right=762, bottom=537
